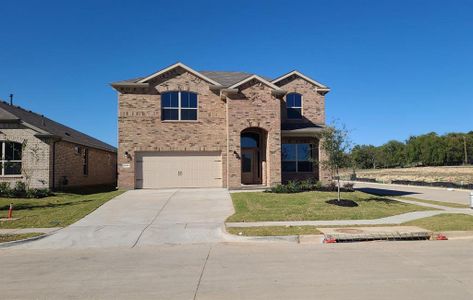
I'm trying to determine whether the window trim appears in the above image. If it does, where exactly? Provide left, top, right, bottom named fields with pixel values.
left=161, top=91, right=198, bottom=121
left=286, top=92, right=303, bottom=120
left=0, top=141, right=23, bottom=177
left=281, top=143, right=313, bottom=173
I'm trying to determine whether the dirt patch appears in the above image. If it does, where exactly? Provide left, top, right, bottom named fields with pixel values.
left=341, top=166, right=473, bottom=185
left=326, top=199, right=359, bottom=207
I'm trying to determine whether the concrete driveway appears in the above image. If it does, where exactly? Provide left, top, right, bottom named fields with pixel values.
left=19, top=188, right=234, bottom=249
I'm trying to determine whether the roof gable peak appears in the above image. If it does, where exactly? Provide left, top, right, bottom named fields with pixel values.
left=228, top=74, right=282, bottom=90
left=272, top=70, right=329, bottom=90
left=137, top=62, right=222, bottom=86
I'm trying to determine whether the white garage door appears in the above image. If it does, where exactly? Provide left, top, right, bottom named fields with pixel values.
left=135, top=151, right=222, bottom=188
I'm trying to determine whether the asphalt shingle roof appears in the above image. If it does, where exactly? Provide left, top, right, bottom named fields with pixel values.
left=0, top=101, right=116, bottom=152
left=113, top=71, right=273, bottom=87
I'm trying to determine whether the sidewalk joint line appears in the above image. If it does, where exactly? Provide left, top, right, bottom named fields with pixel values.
left=193, top=246, right=212, bottom=300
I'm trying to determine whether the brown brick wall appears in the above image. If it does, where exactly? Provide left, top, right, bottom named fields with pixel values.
left=53, top=141, right=116, bottom=189
left=276, top=76, right=325, bottom=125
left=0, top=126, right=51, bottom=189
left=118, top=68, right=227, bottom=189
left=117, top=68, right=329, bottom=189
left=226, top=80, right=282, bottom=188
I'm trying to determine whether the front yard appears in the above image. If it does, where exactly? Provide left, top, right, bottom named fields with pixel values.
left=404, top=214, right=473, bottom=231
left=0, top=189, right=124, bottom=229
left=227, top=191, right=433, bottom=222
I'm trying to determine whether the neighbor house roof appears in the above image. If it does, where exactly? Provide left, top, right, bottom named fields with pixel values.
left=0, top=101, right=116, bottom=152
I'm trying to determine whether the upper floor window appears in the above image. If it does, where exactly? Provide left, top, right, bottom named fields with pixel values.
left=286, top=93, right=302, bottom=119
left=0, top=141, right=22, bottom=176
left=161, top=91, right=198, bottom=121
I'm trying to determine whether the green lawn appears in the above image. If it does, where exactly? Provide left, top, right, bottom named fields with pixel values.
left=0, top=232, right=44, bottom=243
left=0, top=190, right=124, bottom=229
left=403, top=214, right=473, bottom=231
left=227, top=191, right=434, bottom=222
left=226, top=225, right=321, bottom=236
left=397, top=196, right=469, bottom=208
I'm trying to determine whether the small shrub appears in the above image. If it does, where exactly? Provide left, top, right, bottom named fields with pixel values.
left=0, top=182, right=12, bottom=197
left=342, top=182, right=355, bottom=191
left=13, top=181, right=27, bottom=198
left=269, top=179, right=355, bottom=194
left=269, top=184, right=288, bottom=193
left=26, top=188, right=52, bottom=199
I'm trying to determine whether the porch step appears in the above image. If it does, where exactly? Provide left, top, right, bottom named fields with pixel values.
left=230, top=185, right=269, bottom=192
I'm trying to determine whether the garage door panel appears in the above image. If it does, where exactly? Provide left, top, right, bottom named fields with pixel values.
left=136, top=151, right=222, bottom=188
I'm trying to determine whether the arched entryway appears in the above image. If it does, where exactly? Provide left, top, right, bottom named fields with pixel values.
left=241, top=128, right=267, bottom=185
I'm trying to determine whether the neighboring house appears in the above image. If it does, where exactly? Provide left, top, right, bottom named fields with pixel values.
left=0, top=101, right=117, bottom=190
left=112, top=62, right=331, bottom=189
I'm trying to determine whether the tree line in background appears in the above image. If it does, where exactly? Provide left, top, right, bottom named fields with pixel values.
left=350, top=131, right=473, bottom=169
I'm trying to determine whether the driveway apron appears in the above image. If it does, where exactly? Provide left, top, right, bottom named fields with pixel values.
left=16, top=188, right=234, bottom=249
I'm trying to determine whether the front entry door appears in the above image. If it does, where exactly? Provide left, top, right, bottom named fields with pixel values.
left=241, top=148, right=260, bottom=184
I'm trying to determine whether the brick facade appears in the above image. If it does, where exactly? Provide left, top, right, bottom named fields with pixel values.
left=53, top=141, right=117, bottom=189
left=226, top=80, right=282, bottom=187
left=0, top=126, right=51, bottom=188
left=276, top=76, right=325, bottom=124
left=0, top=125, right=117, bottom=190
left=116, top=65, right=330, bottom=189
left=118, top=69, right=227, bottom=189
left=276, top=76, right=331, bottom=183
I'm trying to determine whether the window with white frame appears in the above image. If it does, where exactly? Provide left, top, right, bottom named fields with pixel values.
left=281, top=143, right=313, bottom=172
left=0, top=141, right=22, bottom=176
left=161, top=91, right=198, bottom=121
left=286, top=93, right=302, bottom=119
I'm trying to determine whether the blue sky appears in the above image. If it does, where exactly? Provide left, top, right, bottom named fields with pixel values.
left=1, top=0, right=472, bottom=147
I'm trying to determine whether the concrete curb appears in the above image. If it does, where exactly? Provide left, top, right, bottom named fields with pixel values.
left=0, top=228, right=62, bottom=249
left=0, top=233, right=48, bottom=248
left=221, top=225, right=299, bottom=243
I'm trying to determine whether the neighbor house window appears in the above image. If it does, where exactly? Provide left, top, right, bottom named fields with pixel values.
left=281, top=144, right=313, bottom=172
left=0, top=141, right=22, bottom=176
left=83, top=148, right=89, bottom=176
left=161, top=91, right=198, bottom=121
left=286, top=93, right=302, bottom=119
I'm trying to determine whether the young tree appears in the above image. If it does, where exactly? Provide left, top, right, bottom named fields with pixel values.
left=320, top=124, right=351, bottom=202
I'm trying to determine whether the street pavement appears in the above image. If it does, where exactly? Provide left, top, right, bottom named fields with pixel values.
left=2, top=187, right=473, bottom=299
left=352, top=181, right=472, bottom=205
left=1, top=240, right=473, bottom=299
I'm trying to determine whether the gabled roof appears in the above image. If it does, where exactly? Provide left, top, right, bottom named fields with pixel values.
left=137, top=62, right=222, bottom=86
left=272, top=70, right=329, bottom=90
left=0, top=101, right=116, bottom=152
left=111, top=63, right=329, bottom=94
left=199, top=71, right=253, bottom=87
left=228, top=74, right=283, bottom=90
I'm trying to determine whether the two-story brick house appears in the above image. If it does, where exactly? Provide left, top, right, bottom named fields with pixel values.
left=112, top=62, right=330, bottom=189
